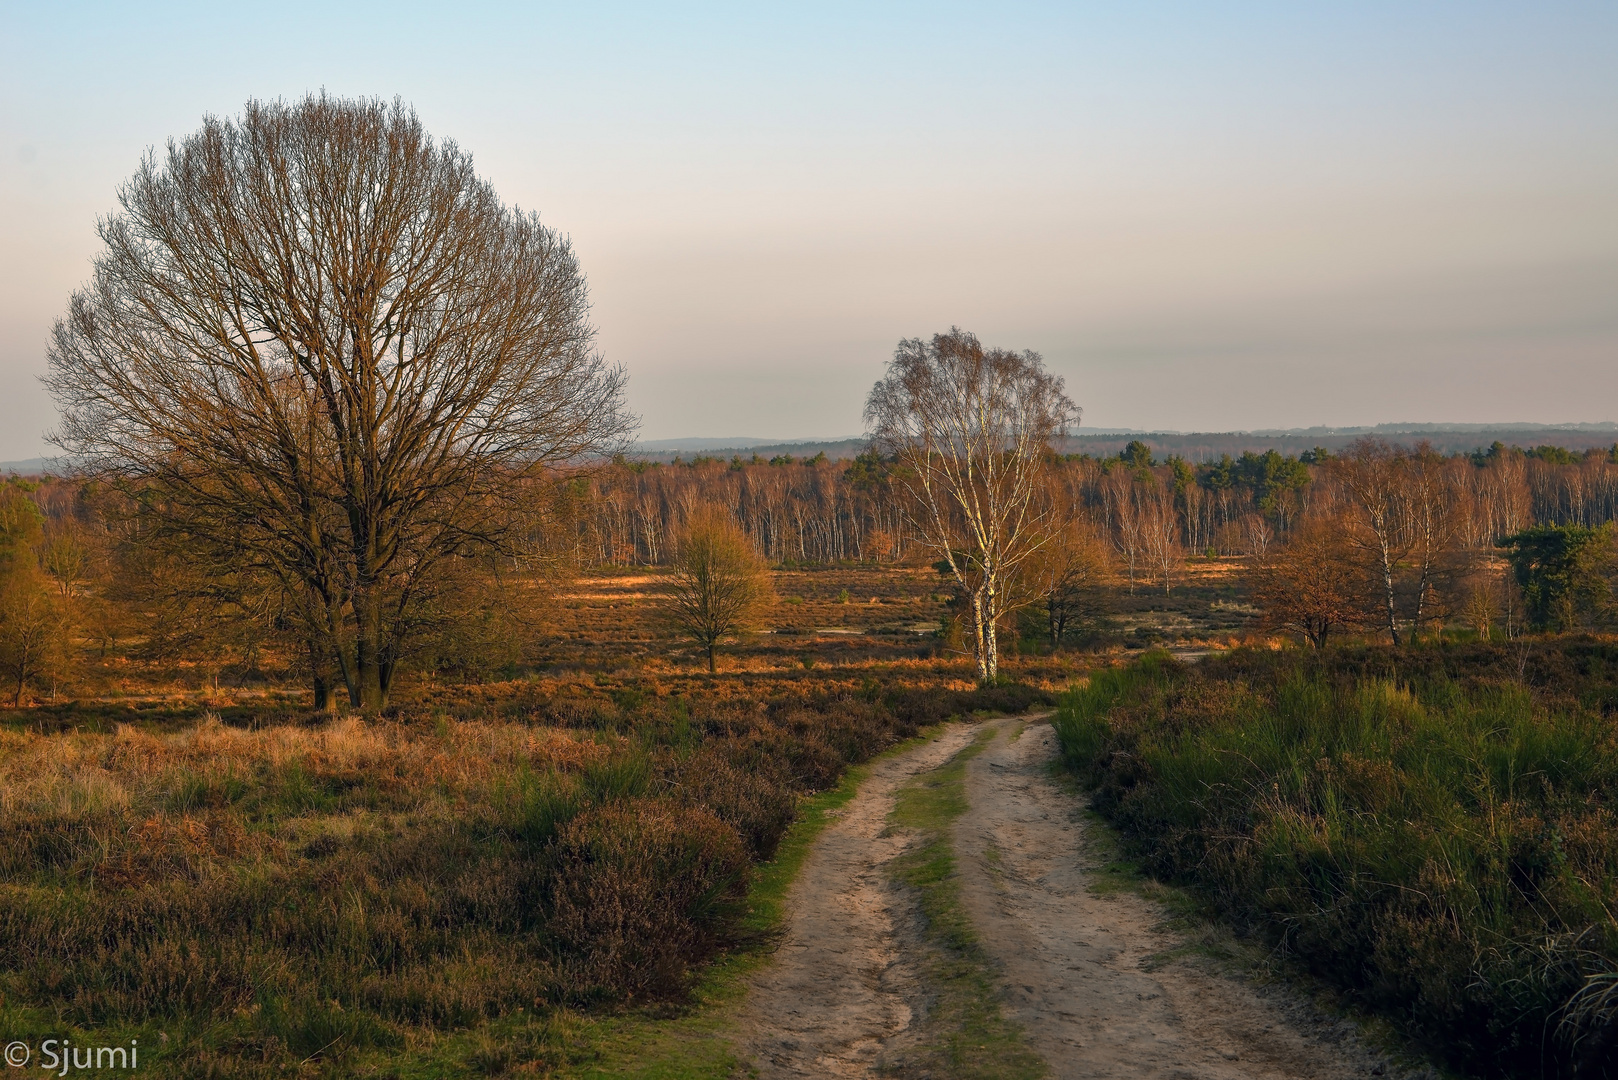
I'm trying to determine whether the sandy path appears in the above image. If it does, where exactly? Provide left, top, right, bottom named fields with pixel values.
left=956, top=718, right=1400, bottom=1079
left=735, top=724, right=976, bottom=1077
left=735, top=717, right=1406, bottom=1079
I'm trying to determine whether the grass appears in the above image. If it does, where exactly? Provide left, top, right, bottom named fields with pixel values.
left=0, top=672, right=1049, bottom=1078
left=1051, top=646, right=1618, bottom=1079
left=880, top=724, right=1048, bottom=1080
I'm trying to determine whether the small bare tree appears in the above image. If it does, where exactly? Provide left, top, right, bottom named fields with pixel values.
left=1329, top=439, right=1412, bottom=645
left=46, top=95, right=632, bottom=710
left=1022, top=513, right=1112, bottom=648
left=663, top=507, right=774, bottom=673
left=865, top=328, right=1077, bottom=683
left=0, top=483, right=70, bottom=706
left=1250, top=515, right=1369, bottom=648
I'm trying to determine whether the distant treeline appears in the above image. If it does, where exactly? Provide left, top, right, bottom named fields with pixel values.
left=1054, top=427, right=1618, bottom=461
left=574, top=440, right=1618, bottom=572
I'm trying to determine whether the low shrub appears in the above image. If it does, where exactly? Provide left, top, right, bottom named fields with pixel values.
left=0, top=672, right=1051, bottom=1074
left=671, top=746, right=798, bottom=859
left=1053, top=647, right=1618, bottom=1079
left=547, top=801, right=752, bottom=999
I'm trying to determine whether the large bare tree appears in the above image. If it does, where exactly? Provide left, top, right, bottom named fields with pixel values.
left=866, top=328, right=1077, bottom=683
left=46, top=95, right=632, bottom=710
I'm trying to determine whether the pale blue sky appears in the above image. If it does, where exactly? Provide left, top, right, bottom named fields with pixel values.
left=2, top=2, right=1615, bottom=457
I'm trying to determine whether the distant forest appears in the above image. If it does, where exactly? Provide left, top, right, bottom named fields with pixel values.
left=577, top=438, right=1618, bottom=571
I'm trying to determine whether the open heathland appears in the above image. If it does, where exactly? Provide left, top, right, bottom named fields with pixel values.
left=1052, top=643, right=1618, bottom=1079
left=0, top=640, right=1053, bottom=1077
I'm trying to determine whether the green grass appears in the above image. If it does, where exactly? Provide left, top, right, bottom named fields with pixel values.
left=1051, top=647, right=1618, bottom=1079
left=880, top=724, right=1048, bottom=1080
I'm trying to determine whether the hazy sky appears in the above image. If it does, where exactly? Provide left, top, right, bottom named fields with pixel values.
left=2, top=2, right=1615, bottom=458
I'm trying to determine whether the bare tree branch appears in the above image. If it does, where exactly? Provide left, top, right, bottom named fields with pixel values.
left=46, top=94, right=634, bottom=710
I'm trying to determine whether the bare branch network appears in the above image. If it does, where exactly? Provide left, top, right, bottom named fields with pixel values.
left=865, top=328, right=1078, bottom=682
left=46, top=93, right=634, bottom=710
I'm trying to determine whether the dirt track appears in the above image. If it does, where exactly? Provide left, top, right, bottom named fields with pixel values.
left=735, top=725, right=977, bottom=1076
left=736, top=717, right=1410, bottom=1079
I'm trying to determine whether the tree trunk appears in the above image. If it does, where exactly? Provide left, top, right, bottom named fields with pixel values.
left=1379, top=539, right=1401, bottom=646
left=969, top=592, right=991, bottom=683
left=984, top=611, right=999, bottom=683
left=309, top=637, right=337, bottom=712
left=707, top=643, right=716, bottom=673
left=351, top=590, right=388, bottom=711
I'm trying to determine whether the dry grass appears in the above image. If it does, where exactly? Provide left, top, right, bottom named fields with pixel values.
left=0, top=659, right=1055, bottom=1077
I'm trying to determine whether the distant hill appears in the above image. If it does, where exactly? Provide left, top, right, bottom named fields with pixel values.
left=0, top=458, right=56, bottom=476
left=11, top=424, right=1615, bottom=475
left=627, top=423, right=1618, bottom=465
left=630, top=438, right=868, bottom=463
left=633, top=437, right=785, bottom=451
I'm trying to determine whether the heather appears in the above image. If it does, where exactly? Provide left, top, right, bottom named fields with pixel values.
left=1053, top=645, right=1618, bottom=1077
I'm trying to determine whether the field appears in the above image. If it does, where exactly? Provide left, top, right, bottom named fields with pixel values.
left=0, top=563, right=1071, bottom=1078
left=37, top=554, right=1618, bottom=1076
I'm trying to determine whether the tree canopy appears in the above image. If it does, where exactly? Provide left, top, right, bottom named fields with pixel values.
left=1498, top=524, right=1614, bottom=631
left=46, top=94, right=632, bottom=709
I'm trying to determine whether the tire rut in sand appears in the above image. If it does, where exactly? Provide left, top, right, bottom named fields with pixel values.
left=733, top=724, right=976, bottom=1077
left=735, top=717, right=1424, bottom=1079
left=956, top=718, right=1417, bottom=1080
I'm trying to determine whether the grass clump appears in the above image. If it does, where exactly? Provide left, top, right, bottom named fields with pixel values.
left=882, top=726, right=1048, bottom=1079
left=1052, top=646, right=1618, bottom=1079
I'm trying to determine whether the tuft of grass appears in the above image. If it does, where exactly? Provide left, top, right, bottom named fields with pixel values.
left=882, top=725, right=1048, bottom=1079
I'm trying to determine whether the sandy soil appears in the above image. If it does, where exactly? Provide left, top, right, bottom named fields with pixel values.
left=734, top=724, right=977, bottom=1077
left=957, top=719, right=1406, bottom=1079
left=736, top=717, right=1413, bottom=1079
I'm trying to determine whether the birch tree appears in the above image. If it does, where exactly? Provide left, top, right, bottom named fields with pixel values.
left=1330, top=439, right=1412, bottom=645
left=865, top=328, right=1077, bottom=683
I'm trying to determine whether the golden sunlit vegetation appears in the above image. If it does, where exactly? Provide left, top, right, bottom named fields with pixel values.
left=12, top=90, right=1618, bottom=1080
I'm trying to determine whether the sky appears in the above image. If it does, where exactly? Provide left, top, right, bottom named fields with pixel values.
left=2, top=2, right=1615, bottom=459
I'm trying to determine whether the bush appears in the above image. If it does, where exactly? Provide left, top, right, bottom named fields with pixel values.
left=547, top=801, right=751, bottom=999
left=672, top=746, right=798, bottom=860
left=1053, top=647, right=1618, bottom=1079
left=0, top=674, right=1014, bottom=1074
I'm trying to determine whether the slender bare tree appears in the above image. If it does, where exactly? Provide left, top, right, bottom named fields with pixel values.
left=1021, top=510, right=1112, bottom=648
left=1329, top=439, right=1412, bottom=645
left=1105, top=469, right=1144, bottom=592
left=46, top=94, right=632, bottom=710
left=865, top=328, right=1077, bottom=683
left=1137, top=477, right=1181, bottom=594
left=1406, top=443, right=1465, bottom=639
